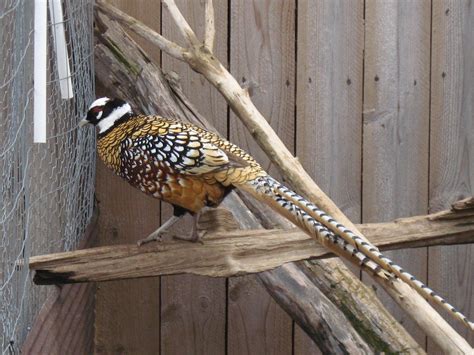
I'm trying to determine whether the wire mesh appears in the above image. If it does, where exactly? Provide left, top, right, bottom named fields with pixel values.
left=0, top=0, right=95, bottom=352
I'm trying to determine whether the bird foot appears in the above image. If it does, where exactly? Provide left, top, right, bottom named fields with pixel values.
left=137, top=231, right=165, bottom=246
left=173, top=230, right=206, bottom=244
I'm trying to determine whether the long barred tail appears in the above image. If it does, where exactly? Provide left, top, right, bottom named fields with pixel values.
left=237, top=177, right=393, bottom=278
left=238, top=175, right=474, bottom=332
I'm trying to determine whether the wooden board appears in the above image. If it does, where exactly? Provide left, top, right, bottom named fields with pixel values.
left=295, top=0, right=364, bottom=351
left=161, top=1, right=228, bottom=354
left=94, top=160, right=161, bottom=354
left=228, top=1, right=295, bottom=353
left=428, top=0, right=474, bottom=352
left=107, top=0, right=162, bottom=65
left=362, top=0, right=431, bottom=345
left=22, top=215, right=97, bottom=354
left=94, top=5, right=162, bottom=351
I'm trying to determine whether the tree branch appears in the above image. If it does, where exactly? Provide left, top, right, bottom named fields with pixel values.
left=162, top=0, right=201, bottom=47
left=96, top=0, right=186, bottom=61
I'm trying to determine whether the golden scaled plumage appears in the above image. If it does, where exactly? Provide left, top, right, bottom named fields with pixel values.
left=97, top=114, right=266, bottom=213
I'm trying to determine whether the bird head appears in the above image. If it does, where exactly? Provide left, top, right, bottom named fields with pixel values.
left=80, top=97, right=133, bottom=134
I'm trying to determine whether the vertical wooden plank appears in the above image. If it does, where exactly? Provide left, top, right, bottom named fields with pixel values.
left=161, top=1, right=228, bottom=354
left=162, top=0, right=229, bottom=134
left=229, top=0, right=295, bottom=178
left=22, top=221, right=97, bottom=354
left=228, top=1, right=294, bottom=354
left=362, top=0, right=431, bottom=345
left=228, top=276, right=292, bottom=355
left=428, top=0, right=474, bottom=352
left=95, top=3, right=162, bottom=353
left=295, top=0, right=364, bottom=351
left=160, top=208, right=226, bottom=355
left=296, top=0, right=364, bottom=221
left=94, top=161, right=161, bottom=354
left=107, top=0, right=162, bottom=64
left=294, top=324, right=321, bottom=355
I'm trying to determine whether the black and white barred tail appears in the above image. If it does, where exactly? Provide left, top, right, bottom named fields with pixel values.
left=237, top=177, right=393, bottom=280
left=246, top=175, right=474, bottom=332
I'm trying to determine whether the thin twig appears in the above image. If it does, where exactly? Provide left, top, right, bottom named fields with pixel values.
left=96, top=0, right=186, bottom=61
left=204, top=0, right=216, bottom=51
left=162, top=0, right=201, bottom=47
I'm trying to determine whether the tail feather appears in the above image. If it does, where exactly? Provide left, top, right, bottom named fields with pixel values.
left=238, top=175, right=474, bottom=332
left=237, top=176, right=391, bottom=278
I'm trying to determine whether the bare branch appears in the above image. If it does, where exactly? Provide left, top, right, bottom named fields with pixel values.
left=204, top=0, right=216, bottom=51
left=162, top=0, right=201, bottom=47
left=96, top=0, right=186, bottom=61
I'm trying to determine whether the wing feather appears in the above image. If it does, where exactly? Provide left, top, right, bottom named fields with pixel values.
left=120, top=125, right=230, bottom=175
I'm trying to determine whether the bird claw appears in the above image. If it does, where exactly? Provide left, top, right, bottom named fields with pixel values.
left=172, top=230, right=204, bottom=244
left=137, top=232, right=163, bottom=246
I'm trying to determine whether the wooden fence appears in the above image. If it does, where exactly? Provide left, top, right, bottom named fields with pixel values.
left=94, top=0, right=473, bottom=353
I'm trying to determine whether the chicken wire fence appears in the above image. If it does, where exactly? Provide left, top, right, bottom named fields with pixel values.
left=0, top=0, right=95, bottom=352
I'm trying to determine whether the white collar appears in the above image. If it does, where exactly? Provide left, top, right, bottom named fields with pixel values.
left=98, top=103, right=132, bottom=134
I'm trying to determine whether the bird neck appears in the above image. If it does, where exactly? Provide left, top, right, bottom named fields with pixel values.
left=97, top=103, right=133, bottom=135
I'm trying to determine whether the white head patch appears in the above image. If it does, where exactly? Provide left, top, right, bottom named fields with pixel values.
left=89, top=97, right=110, bottom=110
left=97, top=102, right=132, bottom=134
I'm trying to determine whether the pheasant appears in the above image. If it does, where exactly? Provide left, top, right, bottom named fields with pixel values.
left=80, top=97, right=473, bottom=332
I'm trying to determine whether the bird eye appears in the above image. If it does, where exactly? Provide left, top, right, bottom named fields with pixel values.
left=92, top=106, right=102, bottom=114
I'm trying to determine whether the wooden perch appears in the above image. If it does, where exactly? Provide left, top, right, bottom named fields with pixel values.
left=29, top=200, right=474, bottom=284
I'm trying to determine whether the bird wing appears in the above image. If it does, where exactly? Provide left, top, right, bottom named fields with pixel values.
left=120, top=124, right=231, bottom=175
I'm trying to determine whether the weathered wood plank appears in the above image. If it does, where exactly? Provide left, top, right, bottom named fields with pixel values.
left=107, top=0, right=162, bottom=64
left=428, top=0, right=474, bottom=352
left=96, top=7, right=163, bottom=349
left=295, top=0, right=364, bottom=351
left=29, top=201, right=474, bottom=284
left=296, top=0, right=363, bottom=221
left=22, top=212, right=98, bottom=354
left=228, top=1, right=295, bottom=353
left=161, top=1, right=228, bottom=353
left=362, top=0, right=431, bottom=344
left=93, top=159, right=161, bottom=354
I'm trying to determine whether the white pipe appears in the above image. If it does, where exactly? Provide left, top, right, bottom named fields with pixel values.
left=34, top=0, right=48, bottom=143
left=49, top=0, right=73, bottom=100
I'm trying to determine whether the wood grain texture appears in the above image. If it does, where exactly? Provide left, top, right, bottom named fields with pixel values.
left=296, top=0, right=363, bottom=221
left=230, top=0, right=295, bottom=178
left=21, top=215, right=97, bottom=355
left=161, top=2, right=228, bottom=354
left=107, top=0, right=162, bottom=65
left=94, top=159, right=161, bottom=354
left=228, top=1, right=295, bottom=353
left=294, top=324, right=322, bottom=355
left=362, top=0, right=431, bottom=344
left=295, top=1, right=364, bottom=351
left=30, top=202, right=474, bottom=283
left=162, top=0, right=228, bottom=134
left=428, top=0, right=474, bottom=352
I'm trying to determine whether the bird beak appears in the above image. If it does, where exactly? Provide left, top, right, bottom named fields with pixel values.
left=79, top=118, right=89, bottom=127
